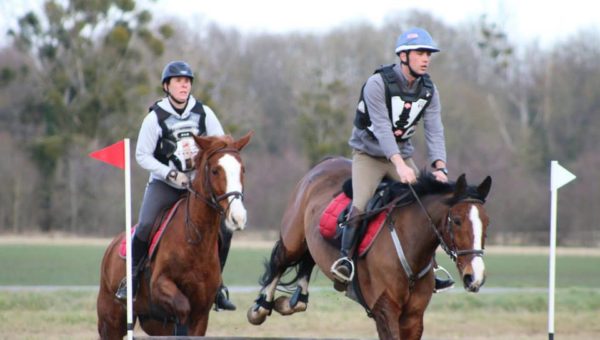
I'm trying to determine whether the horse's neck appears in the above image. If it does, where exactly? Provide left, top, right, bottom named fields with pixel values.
left=186, top=195, right=221, bottom=244
left=401, top=197, right=449, bottom=266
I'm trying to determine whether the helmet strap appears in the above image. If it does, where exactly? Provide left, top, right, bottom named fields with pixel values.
left=400, top=51, right=422, bottom=80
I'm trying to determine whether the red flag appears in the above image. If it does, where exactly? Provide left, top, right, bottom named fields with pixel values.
left=89, top=140, right=125, bottom=169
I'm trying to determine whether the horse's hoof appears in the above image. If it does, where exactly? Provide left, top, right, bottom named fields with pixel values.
left=273, top=296, right=294, bottom=315
left=247, top=305, right=268, bottom=325
left=272, top=296, right=305, bottom=315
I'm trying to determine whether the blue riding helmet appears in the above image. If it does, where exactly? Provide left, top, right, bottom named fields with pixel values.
left=395, top=28, right=440, bottom=54
left=161, top=61, right=194, bottom=84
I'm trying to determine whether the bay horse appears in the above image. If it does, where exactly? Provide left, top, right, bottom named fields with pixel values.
left=247, top=156, right=491, bottom=339
left=97, top=132, right=252, bottom=339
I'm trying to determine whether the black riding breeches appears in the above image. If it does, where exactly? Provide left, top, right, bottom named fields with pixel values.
left=135, top=179, right=185, bottom=242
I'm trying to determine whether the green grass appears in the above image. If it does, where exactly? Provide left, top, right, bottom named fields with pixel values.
left=1, top=243, right=598, bottom=288
left=0, top=245, right=106, bottom=286
left=1, top=242, right=599, bottom=339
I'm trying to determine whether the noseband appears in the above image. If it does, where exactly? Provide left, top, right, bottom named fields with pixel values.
left=184, top=146, right=244, bottom=243
left=408, top=185, right=485, bottom=263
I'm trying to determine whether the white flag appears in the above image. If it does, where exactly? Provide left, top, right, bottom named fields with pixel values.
left=550, top=161, right=576, bottom=191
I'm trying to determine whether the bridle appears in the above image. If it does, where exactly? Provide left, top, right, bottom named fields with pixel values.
left=408, top=184, right=485, bottom=262
left=184, top=146, right=244, bottom=243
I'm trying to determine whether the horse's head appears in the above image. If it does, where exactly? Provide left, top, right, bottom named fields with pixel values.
left=442, top=174, right=492, bottom=293
left=191, top=131, right=253, bottom=232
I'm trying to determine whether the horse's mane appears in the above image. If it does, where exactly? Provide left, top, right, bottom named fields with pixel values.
left=388, top=172, right=486, bottom=206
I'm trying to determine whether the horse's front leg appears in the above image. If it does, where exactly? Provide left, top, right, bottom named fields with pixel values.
left=399, top=312, right=425, bottom=340
left=372, top=292, right=403, bottom=340
left=152, top=275, right=191, bottom=325
left=187, top=309, right=210, bottom=336
left=247, top=273, right=281, bottom=325
left=398, top=287, right=432, bottom=340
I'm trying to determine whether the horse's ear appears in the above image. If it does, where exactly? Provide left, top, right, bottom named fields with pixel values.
left=234, top=130, right=254, bottom=151
left=454, top=173, right=467, bottom=198
left=477, top=176, right=492, bottom=200
left=193, top=134, right=213, bottom=151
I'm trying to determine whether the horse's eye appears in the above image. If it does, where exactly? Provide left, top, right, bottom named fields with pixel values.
left=211, top=168, right=219, bottom=175
left=452, top=217, right=462, bottom=226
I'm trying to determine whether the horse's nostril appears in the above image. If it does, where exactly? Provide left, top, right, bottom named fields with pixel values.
left=232, top=217, right=238, bottom=225
left=463, top=274, right=474, bottom=288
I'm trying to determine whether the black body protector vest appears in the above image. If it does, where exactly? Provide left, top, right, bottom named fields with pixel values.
left=151, top=101, right=207, bottom=172
left=354, top=64, right=435, bottom=142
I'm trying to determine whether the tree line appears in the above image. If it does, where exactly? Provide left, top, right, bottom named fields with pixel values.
left=0, top=0, right=598, bottom=246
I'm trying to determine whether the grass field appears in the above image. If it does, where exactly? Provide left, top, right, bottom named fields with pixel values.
left=0, top=237, right=599, bottom=339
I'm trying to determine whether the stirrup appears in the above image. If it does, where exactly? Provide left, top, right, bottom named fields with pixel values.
left=214, top=285, right=236, bottom=311
left=115, top=277, right=128, bottom=301
left=330, top=257, right=355, bottom=282
left=433, top=265, right=455, bottom=293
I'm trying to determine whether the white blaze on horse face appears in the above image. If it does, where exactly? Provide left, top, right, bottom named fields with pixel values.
left=469, top=205, right=485, bottom=284
left=219, top=154, right=247, bottom=231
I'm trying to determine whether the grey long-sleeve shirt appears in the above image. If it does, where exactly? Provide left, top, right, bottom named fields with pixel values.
left=135, top=96, right=224, bottom=183
left=349, top=64, right=446, bottom=166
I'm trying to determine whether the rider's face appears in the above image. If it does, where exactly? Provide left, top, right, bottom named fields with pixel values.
left=403, top=49, right=432, bottom=76
left=165, top=76, right=192, bottom=103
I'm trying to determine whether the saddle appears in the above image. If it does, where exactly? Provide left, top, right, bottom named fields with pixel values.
left=319, top=178, right=412, bottom=256
left=119, top=199, right=184, bottom=260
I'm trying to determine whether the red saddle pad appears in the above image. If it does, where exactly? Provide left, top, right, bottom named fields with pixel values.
left=319, top=193, right=388, bottom=256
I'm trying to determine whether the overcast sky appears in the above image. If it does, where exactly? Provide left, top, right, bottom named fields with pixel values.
left=149, top=0, right=599, bottom=47
left=2, top=0, right=599, bottom=48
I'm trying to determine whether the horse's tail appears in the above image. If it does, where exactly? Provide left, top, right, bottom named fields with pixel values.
left=259, top=238, right=314, bottom=287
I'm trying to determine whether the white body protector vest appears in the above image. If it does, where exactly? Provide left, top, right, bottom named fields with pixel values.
left=167, top=119, right=200, bottom=172
left=354, top=64, right=434, bottom=142
left=152, top=101, right=207, bottom=172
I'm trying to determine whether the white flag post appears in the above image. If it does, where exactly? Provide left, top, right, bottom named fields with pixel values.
left=124, top=138, right=134, bottom=340
left=548, top=160, right=576, bottom=340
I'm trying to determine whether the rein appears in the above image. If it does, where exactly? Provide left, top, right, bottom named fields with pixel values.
left=183, top=146, right=244, bottom=244
left=407, top=184, right=485, bottom=262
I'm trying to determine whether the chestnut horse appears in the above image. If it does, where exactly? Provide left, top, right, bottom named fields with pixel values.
left=97, top=132, right=252, bottom=339
left=247, top=156, right=491, bottom=339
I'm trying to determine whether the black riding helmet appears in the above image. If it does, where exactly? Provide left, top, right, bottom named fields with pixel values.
left=161, top=61, right=194, bottom=104
left=161, top=61, right=194, bottom=85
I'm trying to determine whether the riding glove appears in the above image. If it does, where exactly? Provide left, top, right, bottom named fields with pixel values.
left=167, top=170, right=189, bottom=189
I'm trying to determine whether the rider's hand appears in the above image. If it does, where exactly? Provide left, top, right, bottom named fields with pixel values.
left=395, top=163, right=417, bottom=184
left=167, top=170, right=189, bottom=188
left=432, top=168, right=449, bottom=183
left=390, top=154, right=417, bottom=184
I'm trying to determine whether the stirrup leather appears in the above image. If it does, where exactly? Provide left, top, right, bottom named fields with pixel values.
left=330, top=256, right=355, bottom=282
